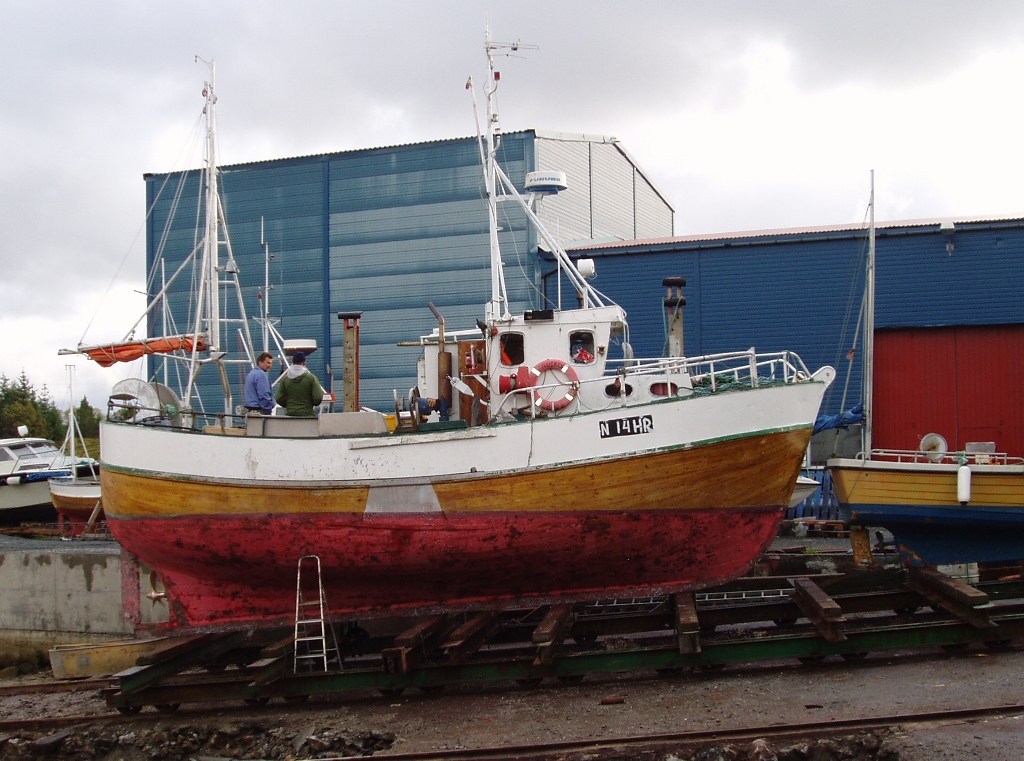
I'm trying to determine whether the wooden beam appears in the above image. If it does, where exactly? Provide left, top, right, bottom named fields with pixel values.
left=442, top=612, right=499, bottom=663
left=673, top=592, right=701, bottom=654
left=791, top=577, right=846, bottom=642
left=532, top=605, right=574, bottom=665
left=382, top=615, right=453, bottom=675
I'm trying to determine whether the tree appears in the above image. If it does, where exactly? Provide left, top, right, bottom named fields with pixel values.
left=0, top=373, right=68, bottom=441
left=74, top=397, right=102, bottom=438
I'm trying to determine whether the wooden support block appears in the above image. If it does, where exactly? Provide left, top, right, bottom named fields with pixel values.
left=532, top=605, right=574, bottom=665
left=793, top=578, right=843, bottom=620
left=382, top=615, right=454, bottom=675
left=791, top=577, right=846, bottom=643
left=381, top=646, right=416, bottom=676
left=443, top=612, right=499, bottom=663
left=116, top=630, right=248, bottom=695
left=136, top=634, right=214, bottom=666
left=393, top=615, right=451, bottom=648
left=849, top=526, right=873, bottom=566
left=673, top=592, right=701, bottom=654
left=259, top=634, right=296, bottom=660
left=533, top=605, right=574, bottom=644
left=906, top=567, right=994, bottom=630
left=911, top=566, right=989, bottom=607
left=247, top=656, right=290, bottom=687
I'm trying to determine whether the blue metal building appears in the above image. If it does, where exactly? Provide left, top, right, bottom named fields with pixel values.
left=565, top=216, right=1024, bottom=421
left=145, top=130, right=674, bottom=411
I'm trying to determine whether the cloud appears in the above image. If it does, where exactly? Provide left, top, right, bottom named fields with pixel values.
left=3, top=1, right=1024, bottom=401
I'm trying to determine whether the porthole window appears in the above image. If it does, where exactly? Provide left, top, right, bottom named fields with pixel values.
left=604, top=381, right=634, bottom=398
left=650, top=382, right=679, bottom=397
left=569, top=331, right=596, bottom=364
left=499, top=333, right=524, bottom=366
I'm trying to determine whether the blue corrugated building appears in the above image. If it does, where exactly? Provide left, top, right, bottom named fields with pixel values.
left=145, top=128, right=1024, bottom=447
left=566, top=216, right=1024, bottom=421
left=145, top=130, right=674, bottom=410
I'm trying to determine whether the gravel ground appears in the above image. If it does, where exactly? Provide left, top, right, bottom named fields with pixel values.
left=1, top=645, right=1023, bottom=759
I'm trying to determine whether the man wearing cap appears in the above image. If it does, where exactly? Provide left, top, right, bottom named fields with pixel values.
left=275, top=351, right=324, bottom=417
left=244, top=352, right=276, bottom=414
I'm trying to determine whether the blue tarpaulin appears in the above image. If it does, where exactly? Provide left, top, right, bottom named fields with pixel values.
left=813, top=403, right=864, bottom=434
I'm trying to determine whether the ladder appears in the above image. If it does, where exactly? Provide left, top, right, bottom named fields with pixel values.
left=293, top=555, right=343, bottom=674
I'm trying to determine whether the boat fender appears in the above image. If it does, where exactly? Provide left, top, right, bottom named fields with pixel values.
left=6, top=476, right=22, bottom=486
left=498, top=365, right=540, bottom=394
left=532, top=359, right=580, bottom=412
left=957, top=465, right=971, bottom=505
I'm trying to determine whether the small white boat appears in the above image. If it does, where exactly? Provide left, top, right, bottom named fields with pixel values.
left=0, top=436, right=95, bottom=525
left=48, top=370, right=103, bottom=528
left=788, top=476, right=821, bottom=509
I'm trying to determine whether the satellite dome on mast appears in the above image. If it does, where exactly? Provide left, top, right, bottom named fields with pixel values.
left=524, top=171, right=568, bottom=195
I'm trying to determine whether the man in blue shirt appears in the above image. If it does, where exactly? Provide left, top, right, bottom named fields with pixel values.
left=244, top=352, right=276, bottom=414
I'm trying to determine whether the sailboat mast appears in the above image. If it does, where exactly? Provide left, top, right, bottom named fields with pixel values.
left=863, top=170, right=876, bottom=455
left=65, top=365, right=76, bottom=465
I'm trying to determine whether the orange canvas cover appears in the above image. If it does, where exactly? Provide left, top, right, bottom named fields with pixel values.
left=82, top=336, right=207, bottom=367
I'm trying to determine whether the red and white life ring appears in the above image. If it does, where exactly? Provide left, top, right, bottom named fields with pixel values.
left=532, top=359, right=580, bottom=412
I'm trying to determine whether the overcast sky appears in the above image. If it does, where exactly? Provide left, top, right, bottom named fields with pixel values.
left=2, top=1, right=1024, bottom=410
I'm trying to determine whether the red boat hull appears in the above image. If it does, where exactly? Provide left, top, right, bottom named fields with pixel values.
left=109, top=506, right=784, bottom=626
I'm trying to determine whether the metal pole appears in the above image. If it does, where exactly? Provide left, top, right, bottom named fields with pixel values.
left=863, top=170, right=876, bottom=456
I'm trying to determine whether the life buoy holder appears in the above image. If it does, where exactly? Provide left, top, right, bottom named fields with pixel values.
left=498, top=365, right=540, bottom=394
left=532, top=359, right=580, bottom=412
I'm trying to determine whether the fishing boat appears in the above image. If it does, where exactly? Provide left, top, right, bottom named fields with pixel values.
left=0, top=434, right=97, bottom=526
left=69, top=40, right=835, bottom=628
left=48, top=369, right=103, bottom=529
left=827, top=176, right=1024, bottom=565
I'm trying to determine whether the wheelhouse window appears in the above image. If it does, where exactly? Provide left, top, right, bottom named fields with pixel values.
left=499, top=333, right=525, bottom=366
left=569, top=331, right=596, bottom=364
left=0, top=449, right=12, bottom=462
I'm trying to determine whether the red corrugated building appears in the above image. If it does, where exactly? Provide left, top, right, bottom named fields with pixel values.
left=874, top=324, right=1024, bottom=457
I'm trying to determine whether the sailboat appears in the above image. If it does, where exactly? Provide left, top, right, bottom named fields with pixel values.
left=48, top=368, right=103, bottom=530
left=69, top=39, right=835, bottom=628
left=827, top=175, right=1024, bottom=565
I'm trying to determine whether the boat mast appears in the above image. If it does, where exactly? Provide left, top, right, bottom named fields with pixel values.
left=200, top=57, right=221, bottom=355
left=262, top=217, right=270, bottom=353
left=65, top=365, right=76, bottom=468
left=863, top=170, right=876, bottom=455
left=482, top=25, right=510, bottom=322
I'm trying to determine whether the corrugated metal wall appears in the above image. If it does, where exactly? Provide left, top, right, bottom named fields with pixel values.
left=534, top=139, right=592, bottom=242
left=534, top=134, right=674, bottom=245
left=564, top=220, right=1024, bottom=419
left=146, top=130, right=673, bottom=412
left=874, top=325, right=1024, bottom=456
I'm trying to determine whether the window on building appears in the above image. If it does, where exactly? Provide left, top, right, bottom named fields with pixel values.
left=569, top=331, right=596, bottom=364
left=499, top=333, right=525, bottom=366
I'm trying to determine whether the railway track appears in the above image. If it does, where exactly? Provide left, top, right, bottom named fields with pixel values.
left=1, top=700, right=1022, bottom=759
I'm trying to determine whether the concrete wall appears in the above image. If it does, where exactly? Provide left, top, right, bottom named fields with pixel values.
left=0, top=542, right=170, bottom=664
left=0, top=547, right=127, bottom=635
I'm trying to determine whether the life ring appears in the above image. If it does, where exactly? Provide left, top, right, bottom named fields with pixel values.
left=532, top=359, right=580, bottom=412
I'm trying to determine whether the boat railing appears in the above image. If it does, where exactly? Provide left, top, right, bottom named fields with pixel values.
left=864, top=448, right=1024, bottom=466
left=606, top=348, right=812, bottom=391
left=107, top=394, right=248, bottom=433
left=492, top=349, right=814, bottom=413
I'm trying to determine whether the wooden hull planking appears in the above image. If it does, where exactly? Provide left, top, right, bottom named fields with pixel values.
left=49, top=480, right=103, bottom=523
left=104, top=429, right=809, bottom=626
left=830, top=460, right=1024, bottom=565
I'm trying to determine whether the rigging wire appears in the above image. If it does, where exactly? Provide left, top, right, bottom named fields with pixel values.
left=78, top=108, right=206, bottom=345
left=821, top=202, right=872, bottom=415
